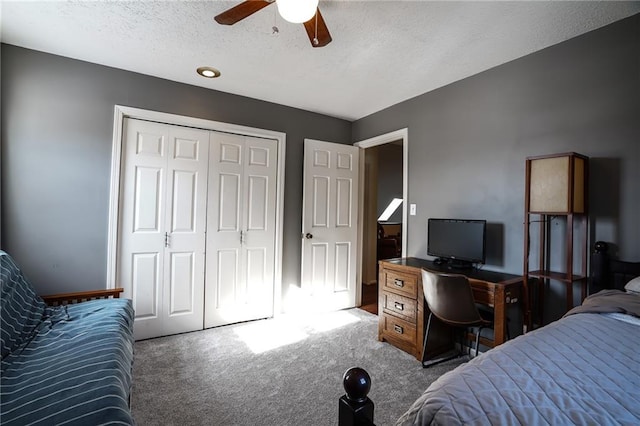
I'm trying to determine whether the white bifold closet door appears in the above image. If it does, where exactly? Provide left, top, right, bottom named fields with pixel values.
left=119, top=118, right=209, bottom=340
left=205, top=132, right=278, bottom=328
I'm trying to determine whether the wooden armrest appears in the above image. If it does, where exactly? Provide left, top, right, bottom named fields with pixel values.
left=41, top=288, right=124, bottom=306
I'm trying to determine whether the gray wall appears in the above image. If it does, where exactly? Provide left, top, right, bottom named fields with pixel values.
left=1, top=44, right=351, bottom=295
left=2, top=13, right=639, bottom=321
left=376, top=143, right=404, bottom=223
left=353, top=14, right=640, bottom=320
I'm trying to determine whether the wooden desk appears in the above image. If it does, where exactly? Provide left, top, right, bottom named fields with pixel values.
left=378, top=257, right=522, bottom=361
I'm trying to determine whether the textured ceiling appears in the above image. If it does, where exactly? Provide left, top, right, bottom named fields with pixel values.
left=2, top=1, right=639, bottom=121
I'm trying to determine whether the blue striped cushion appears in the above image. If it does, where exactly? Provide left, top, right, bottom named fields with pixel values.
left=1, top=251, right=47, bottom=360
left=1, top=298, right=135, bottom=425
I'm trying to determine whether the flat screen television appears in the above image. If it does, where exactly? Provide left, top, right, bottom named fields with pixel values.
left=427, top=218, right=486, bottom=268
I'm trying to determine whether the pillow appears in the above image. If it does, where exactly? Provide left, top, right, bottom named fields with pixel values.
left=625, top=276, right=640, bottom=294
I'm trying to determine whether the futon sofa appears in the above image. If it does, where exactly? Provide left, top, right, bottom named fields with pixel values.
left=0, top=251, right=135, bottom=425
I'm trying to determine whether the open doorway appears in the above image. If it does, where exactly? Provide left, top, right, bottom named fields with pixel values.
left=355, top=129, right=408, bottom=315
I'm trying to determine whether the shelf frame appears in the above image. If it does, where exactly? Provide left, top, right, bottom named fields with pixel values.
left=523, top=152, right=589, bottom=331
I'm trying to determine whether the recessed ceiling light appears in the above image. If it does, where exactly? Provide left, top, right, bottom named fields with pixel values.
left=197, top=66, right=221, bottom=78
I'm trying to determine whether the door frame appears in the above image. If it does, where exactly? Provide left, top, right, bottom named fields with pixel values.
left=106, top=105, right=287, bottom=316
left=354, top=128, right=408, bottom=305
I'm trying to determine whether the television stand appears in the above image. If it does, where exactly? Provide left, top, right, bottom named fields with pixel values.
left=446, top=259, right=473, bottom=270
left=433, top=258, right=473, bottom=270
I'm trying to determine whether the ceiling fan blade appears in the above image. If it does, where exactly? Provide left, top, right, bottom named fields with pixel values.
left=303, top=8, right=332, bottom=48
left=214, top=0, right=272, bottom=25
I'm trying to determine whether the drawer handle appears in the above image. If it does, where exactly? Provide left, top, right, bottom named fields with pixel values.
left=394, top=279, right=404, bottom=288
left=393, top=324, right=404, bottom=334
left=394, top=302, right=404, bottom=311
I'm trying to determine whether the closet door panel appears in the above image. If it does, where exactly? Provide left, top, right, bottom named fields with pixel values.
left=168, top=251, right=195, bottom=315
left=117, top=117, right=282, bottom=339
left=206, top=134, right=277, bottom=328
left=134, top=167, right=163, bottom=232
left=162, top=126, right=209, bottom=336
left=246, top=247, right=267, bottom=304
left=247, top=175, right=268, bottom=230
left=218, top=173, right=241, bottom=231
left=215, top=249, right=240, bottom=308
left=135, top=129, right=165, bottom=157
left=206, top=133, right=246, bottom=327
left=119, top=119, right=208, bottom=340
left=131, top=252, right=160, bottom=319
left=170, top=170, right=197, bottom=232
left=241, top=137, right=277, bottom=318
left=119, top=119, right=168, bottom=339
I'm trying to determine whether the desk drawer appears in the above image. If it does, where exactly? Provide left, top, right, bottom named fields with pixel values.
left=470, top=280, right=494, bottom=307
left=381, top=314, right=416, bottom=346
left=382, top=270, right=418, bottom=298
left=382, top=291, right=416, bottom=323
left=471, top=286, right=492, bottom=306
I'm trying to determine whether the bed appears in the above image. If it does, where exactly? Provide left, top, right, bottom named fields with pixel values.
left=395, top=245, right=640, bottom=425
left=0, top=251, right=134, bottom=425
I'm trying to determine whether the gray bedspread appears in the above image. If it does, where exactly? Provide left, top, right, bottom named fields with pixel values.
left=565, top=289, right=640, bottom=317
left=396, top=311, right=640, bottom=425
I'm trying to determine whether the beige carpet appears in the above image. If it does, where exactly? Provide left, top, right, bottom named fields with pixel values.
left=131, top=308, right=465, bottom=426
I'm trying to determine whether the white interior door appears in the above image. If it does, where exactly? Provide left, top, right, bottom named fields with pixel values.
left=119, top=118, right=209, bottom=340
left=301, top=139, right=359, bottom=311
left=205, top=132, right=277, bottom=328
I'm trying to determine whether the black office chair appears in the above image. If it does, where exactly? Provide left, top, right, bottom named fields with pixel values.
left=420, top=269, right=494, bottom=367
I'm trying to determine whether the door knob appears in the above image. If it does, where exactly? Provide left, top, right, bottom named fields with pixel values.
left=305, top=233, right=313, bottom=239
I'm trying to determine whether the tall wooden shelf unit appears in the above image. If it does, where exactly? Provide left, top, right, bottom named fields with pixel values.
left=523, top=152, right=589, bottom=331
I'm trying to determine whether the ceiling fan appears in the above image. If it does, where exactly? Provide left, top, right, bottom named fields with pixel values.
left=214, top=0, right=332, bottom=48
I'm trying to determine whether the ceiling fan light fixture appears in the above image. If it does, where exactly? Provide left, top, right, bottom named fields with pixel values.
left=197, top=66, right=221, bottom=79
left=275, top=0, right=318, bottom=24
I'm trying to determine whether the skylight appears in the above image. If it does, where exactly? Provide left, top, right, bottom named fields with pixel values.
left=378, top=198, right=403, bottom=222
